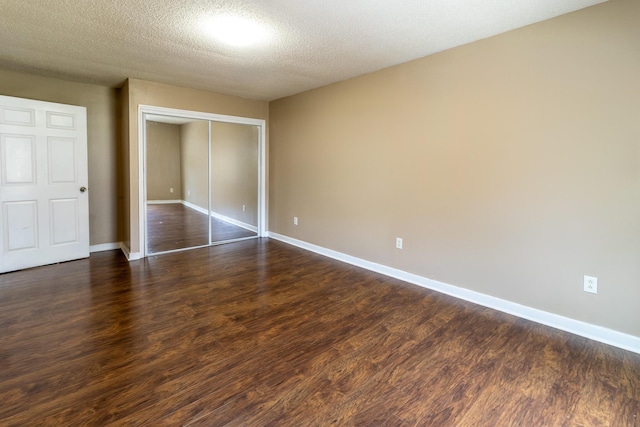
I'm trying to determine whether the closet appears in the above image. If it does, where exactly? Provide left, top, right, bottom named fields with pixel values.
left=141, top=107, right=265, bottom=255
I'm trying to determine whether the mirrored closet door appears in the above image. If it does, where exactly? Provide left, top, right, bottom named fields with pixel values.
left=209, top=121, right=259, bottom=243
left=143, top=112, right=261, bottom=255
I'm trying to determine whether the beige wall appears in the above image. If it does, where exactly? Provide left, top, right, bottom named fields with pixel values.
left=126, top=78, right=268, bottom=254
left=180, top=121, right=209, bottom=209
left=269, top=0, right=640, bottom=337
left=211, top=122, right=259, bottom=226
left=0, top=69, right=122, bottom=246
left=146, top=121, right=182, bottom=200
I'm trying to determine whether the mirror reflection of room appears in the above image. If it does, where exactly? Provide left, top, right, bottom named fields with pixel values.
left=210, top=121, right=259, bottom=241
left=145, top=117, right=258, bottom=254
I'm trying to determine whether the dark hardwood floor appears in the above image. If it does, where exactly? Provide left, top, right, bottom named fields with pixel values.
left=1, top=239, right=638, bottom=426
left=147, top=203, right=256, bottom=253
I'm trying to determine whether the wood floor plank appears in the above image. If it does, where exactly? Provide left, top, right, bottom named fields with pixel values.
left=0, top=239, right=639, bottom=426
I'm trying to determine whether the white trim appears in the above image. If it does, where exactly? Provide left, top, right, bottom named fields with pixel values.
left=181, top=200, right=258, bottom=233
left=90, top=242, right=121, bottom=253
left=268, top=232, right=640, bottom=355
left=138, top=107, right=146, bottom=257
left=209, top=211, right=258, bottom=233
left=182, top=200, right=208, bottom=215
left=119, top=242, right=143, bottom=261
left=208, top=120, right=213, bottom=242
left=258, top=124, right=267, bottom=238
left=146, top=199, right=182, bottom=205
left=142, top=105, right=266, bottom=126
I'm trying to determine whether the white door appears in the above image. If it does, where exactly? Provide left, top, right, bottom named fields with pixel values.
left=0, top=95, right=89, bottom=273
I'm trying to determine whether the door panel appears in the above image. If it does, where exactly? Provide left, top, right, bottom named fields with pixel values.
left=50, top=199, right=79, bottom=245
left=0, top=106, right=35, bottom=126
left=3, top=201, right=38, bottom=251
left=46, top=111, right=76, bottom=129
left=2, top=134, right=36, bottom=184
left=48, top=138, right=77, bottom=183
left=0, top=95, right=89, bottom=273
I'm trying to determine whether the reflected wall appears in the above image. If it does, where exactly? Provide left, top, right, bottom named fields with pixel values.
left=211, top=122, right=259, bottom=230
left=145, top=115, right=259, bottom=254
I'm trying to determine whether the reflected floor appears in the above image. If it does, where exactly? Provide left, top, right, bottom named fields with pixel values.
left=147, top=203, right=256, bottom=253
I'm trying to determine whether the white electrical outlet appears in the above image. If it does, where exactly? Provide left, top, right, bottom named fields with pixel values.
left=584, top=275, right=598, bottom=294
left=243, top=205, right=246, bottom=212
left=187, top=190, right=191, bottom=196
left=294, top=217, right=298, bottom=225
left=170, top=187, right=174, bottom=193
left=396, top=237, right=403, bottom=249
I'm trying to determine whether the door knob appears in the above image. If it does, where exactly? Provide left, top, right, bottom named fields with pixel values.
left=80, top=186, right=87, bottom=193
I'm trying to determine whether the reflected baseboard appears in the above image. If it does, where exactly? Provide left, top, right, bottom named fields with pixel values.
left=209, top=212, right=257, bottom=233
left=181, top=200, right=257, bottom=233
left=181, top=200, right=208, bottom=215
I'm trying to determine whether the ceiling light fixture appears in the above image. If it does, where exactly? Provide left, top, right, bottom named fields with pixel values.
left=203, top=15, right=270, bottom=47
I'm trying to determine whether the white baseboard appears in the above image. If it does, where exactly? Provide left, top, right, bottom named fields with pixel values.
left=209, top=211, right=257, bottom=233
left=147, top=199, right=182, bottom=204
left=90, top=242, right=121, bottom=253
left=181, top=200, right=208, bottom=215
left=182, top=201, right=257, bottom=233
left=268, top=232, right=640, bottom=355
left=119, top=242, right=142, bottom=261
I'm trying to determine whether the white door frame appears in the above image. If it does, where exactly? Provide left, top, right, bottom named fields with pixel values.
left=138, top=104, right=267, bottom=258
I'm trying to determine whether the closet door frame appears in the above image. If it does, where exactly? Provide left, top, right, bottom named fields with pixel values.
left=138, top=104, right=267, bottom=258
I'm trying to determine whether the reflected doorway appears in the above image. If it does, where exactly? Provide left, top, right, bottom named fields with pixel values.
left=140, top=106, right=265, bottom=256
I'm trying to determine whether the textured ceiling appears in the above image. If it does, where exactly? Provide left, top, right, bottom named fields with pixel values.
left=0, top=0, right=606, bottom=101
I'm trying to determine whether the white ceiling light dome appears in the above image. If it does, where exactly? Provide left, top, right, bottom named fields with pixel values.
left=203, top=15, right=271, bottom=47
